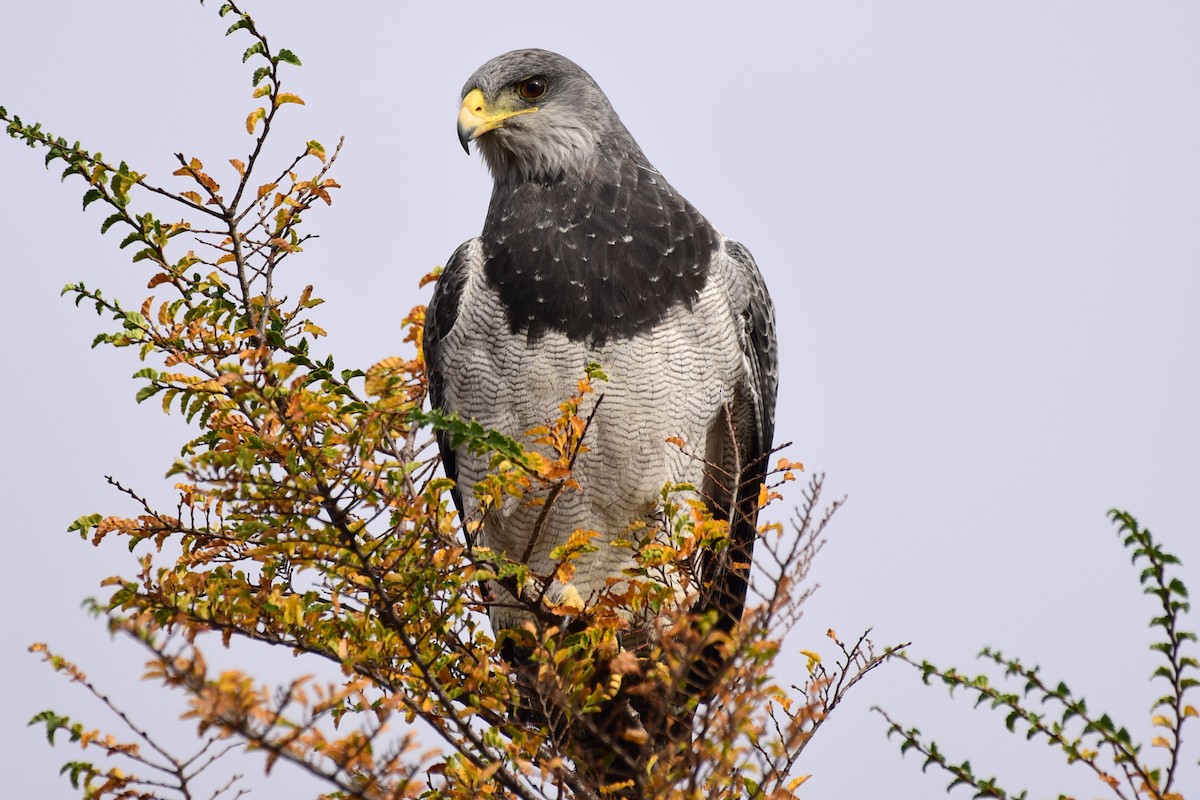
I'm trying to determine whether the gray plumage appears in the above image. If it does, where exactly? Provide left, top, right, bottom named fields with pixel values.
left=426, top=49, right=777, bottom=642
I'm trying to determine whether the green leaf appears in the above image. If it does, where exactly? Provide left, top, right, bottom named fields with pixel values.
left=135, top=384, right=162, bottom=404
left=225, top=15, right=251, bottom=35
left=585, top=360, right=609, bottom=382
left=60, top=761, right=95, bottom=790
left=276, top=48, right=302, bottom=66
left=81, top=188, right=102, bottom=210
left=242, top=41, right=266, bottom=62
left=100, top=212, right=125, bottom=234
left=67, top=513, right=102, bottom=537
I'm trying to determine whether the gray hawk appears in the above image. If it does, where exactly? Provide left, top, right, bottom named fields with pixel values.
left=424, top=49, right=777, bottom=662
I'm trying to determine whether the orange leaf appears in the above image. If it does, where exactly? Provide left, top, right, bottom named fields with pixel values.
left=229, top=159, right=246, bottom=176
left=609, top=651, right=640, bottom=676
left=146, top=273, right=173, bottom=289
left=256, top=182, right=278, bottom=201
left=180, top=190, right=204, bottom=205
left=758, top=483, right=770, bottom=506
left=245, top=107, right=266, bottom=134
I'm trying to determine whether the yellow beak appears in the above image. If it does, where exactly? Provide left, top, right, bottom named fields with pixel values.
left=457, top=88, right=538, bottom=153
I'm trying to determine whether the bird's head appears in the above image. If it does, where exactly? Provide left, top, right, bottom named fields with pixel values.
left=457, top=49, right=624, bottom=184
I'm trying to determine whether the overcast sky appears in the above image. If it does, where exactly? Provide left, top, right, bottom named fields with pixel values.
left=2, top=2, right=1198, bottom=797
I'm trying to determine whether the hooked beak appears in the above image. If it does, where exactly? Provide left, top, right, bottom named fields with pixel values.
left=457, top=87, right=538, bottom=154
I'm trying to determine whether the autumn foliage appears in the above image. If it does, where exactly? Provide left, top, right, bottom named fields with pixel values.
left=3, top=3, right=890, bottom=798
left=10, top=4, right=1192, bottom=800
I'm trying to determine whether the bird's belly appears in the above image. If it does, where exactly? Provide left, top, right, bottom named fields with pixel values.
left=441, top=283, right=743, bottom=622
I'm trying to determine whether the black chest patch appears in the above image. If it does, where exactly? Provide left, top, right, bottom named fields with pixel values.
left=482, top=155, right=717, bottom=346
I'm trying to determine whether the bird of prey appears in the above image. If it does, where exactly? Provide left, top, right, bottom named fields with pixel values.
left=425, top=49, right=777, bottom=669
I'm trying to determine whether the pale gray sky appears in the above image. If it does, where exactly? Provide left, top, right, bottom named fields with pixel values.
left=2, top=2, right=1198, bottom=797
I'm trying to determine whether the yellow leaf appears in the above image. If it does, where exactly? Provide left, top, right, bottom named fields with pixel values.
left=758, top=483, right=782, bottom=506
left=788, top=775, right=812, bottom=791
left=252, top=84, right=271, bottom=99
left=1151, top=736, right=1172, bottom=748
left=229, top=159, right=246, bottom=176
left=256, top=182, right=278, bottom=201
left=1152, top=714, right=1172, bottom=727
left=620, top=726, right=648, bottom=745
left=246, top=107, right=266, bottom=134
left=565, top=528, right=599, bottom=551
left=180, top=190, right=204, bottom=205
left=1184, top=705, right=1198, bottom=718
left=275, top=92, right=305, bottom=106
left=557, top=585, right=584, bottom=613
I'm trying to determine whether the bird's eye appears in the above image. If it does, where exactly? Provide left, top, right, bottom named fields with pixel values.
left=517, top=77, right=547, bottom=101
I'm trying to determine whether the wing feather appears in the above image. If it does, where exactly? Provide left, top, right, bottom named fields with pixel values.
left=692, top=239, right=778, bottom=693
left=424, top=239, right=476, bottom=530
